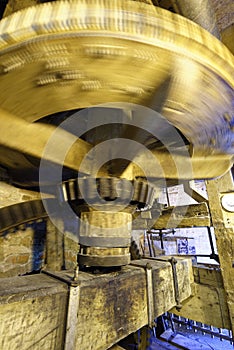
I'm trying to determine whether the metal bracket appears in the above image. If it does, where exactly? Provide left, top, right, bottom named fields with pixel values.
left=169, top=257, right=182, bottom=311
left=42, top=268, right=79, bottom=287
left=64, top=284, right=80, bottom=350
left=42, top=266, right=80, bottom=350
left=143, top=256, right=182, bottom=311
left=146, top=263, right=155, bottom=328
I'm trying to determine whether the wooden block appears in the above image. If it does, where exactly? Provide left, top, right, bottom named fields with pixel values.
left=155, top=257, right=192, bottom=315
left=0, top=274, right=68, bottom=350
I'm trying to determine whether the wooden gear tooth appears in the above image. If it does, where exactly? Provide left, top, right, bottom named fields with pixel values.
left=60, top=70, right=85, bottom=80
left=45, top=57, right=70, bottom=70
left=36, top=73, right=58, bottom=86
left=81, top=80, right=102, bottom=91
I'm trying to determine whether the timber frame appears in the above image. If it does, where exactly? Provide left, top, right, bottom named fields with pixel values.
left=0, top=257, right=193, bottom=350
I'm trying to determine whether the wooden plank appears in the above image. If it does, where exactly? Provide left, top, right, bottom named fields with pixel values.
left=193, top=266, right=224, bottom=288
left=206, top=172, right=234, bottom=333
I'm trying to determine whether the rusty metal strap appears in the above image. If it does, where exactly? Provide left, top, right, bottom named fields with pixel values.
left=143, top=256, right=182, bottom=311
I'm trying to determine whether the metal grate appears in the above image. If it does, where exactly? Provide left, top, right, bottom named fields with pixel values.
left=163, top=312, right=234, bottom=345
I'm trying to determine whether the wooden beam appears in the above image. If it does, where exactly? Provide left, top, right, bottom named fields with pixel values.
left=133, top=202, right=210, bottom=230
left=0, top=109, right=92, bottom=175
left=206, top=171, right=234, bottom=334
left=0, top=257, right=193, bottom=350
left=74, top=258, right=193, bottom=349
left=152, top=202, right=210, bottom=229
left=171, top=266, right=231, bottom=329
left=182, top=180, right=208, bottom=203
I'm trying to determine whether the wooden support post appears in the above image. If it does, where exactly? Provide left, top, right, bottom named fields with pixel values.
left=205, top=172, right=234, bottom=332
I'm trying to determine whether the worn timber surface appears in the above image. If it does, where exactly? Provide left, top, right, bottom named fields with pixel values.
left=75, top=258, right=192, bottom=349
left=171, top=266, right=231, bottom=330
left=0, top=274, right=68, bottom=350
left=0, top=257, right=192, bottom=350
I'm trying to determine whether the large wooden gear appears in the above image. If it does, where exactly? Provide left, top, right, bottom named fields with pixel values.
left=0, top=0, right=232, bottom=186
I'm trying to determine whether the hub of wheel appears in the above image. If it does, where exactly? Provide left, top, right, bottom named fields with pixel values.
left=58, top=177, right=156, bottom=266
